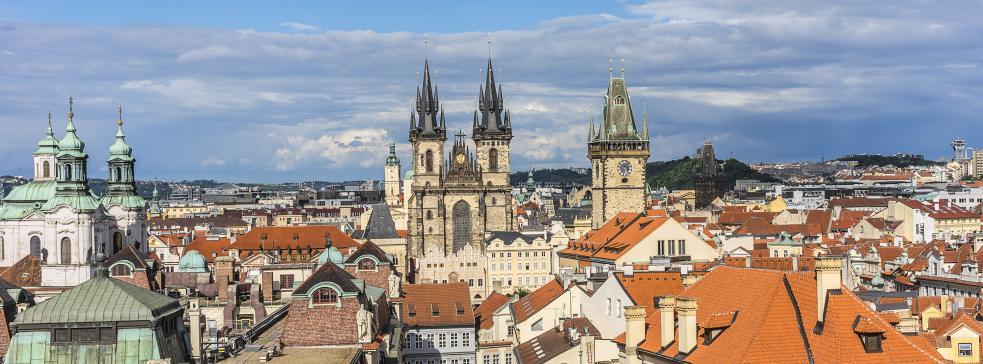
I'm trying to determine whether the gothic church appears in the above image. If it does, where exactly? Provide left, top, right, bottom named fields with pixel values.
left=406, top=56, right=513, bottom=262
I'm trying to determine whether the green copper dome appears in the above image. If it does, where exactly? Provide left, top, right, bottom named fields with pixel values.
left=56, top=114, right=86, bottom=158
left=317, top=247, right=344, bottom=267
left=177, top=250, right=208, bottom=272
left=108, top=120, right=133, bottom=160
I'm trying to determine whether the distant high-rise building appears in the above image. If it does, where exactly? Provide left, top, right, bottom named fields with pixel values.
left=694, top=141, right=724, bottom=209
left=587, top=65, right=650, bottom=228
left=952, top=139, right=969, bottom=161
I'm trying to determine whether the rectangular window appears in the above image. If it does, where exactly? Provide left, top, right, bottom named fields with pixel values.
left=463, top=332, right=470, bottom=345
left=668, top=240, right=676, bottom=255
left=658, top=240, right=664, bottom=256
left=679, top=240, right=686, bottom=255
left=492, top=354, right=500, bottom=364
left=426, top=334, right=434, bottom=348
left=478, top=279, right=483, bottom=286
left=505, top=353, right=513, bottom=364
left=469, top=279, right=474, bottom=287
left=959, top=343, right=973, bottom=356
left=280, top=274, right=295, bottom=289
left=450, top=332, right=459, bottom=347
left=438, top=333, right=447, bottom=347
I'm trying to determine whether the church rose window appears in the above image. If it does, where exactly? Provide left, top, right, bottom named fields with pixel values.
left=452, top=201, right=471, bottom=252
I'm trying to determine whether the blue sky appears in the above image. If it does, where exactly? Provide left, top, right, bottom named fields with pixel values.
left=1, top=1, right=981, bottom=182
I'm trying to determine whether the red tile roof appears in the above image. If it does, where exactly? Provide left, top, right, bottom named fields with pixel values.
left=475, top=292, right=510, bottom=330
left=185, top=236, right=232, bottom=263
left=512, top=279, right=565, bottom=324
left=614, top=271, right=685, bottom=314
left=401, top=283, right=474, bottom=327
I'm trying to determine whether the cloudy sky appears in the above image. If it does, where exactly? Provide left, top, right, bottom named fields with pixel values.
left=1, top=1, right=981, bottom=182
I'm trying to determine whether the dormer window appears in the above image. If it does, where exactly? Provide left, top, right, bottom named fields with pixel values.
left=861, top=334, right=883, bottom=353
left=312, top=287, right=338, bottom=305
left=431, top=304, right=440, bottom=317
left=407, top=304, right=417, bottom=317
left=358, top=259, right=377, bottom=271
left=110, top=264, right=132, bottom=277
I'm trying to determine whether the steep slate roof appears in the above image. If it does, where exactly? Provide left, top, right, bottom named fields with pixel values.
left=401, top=283, right=474, bottom=327
left=613, top=271, right=685, bottom=315
left=487, top=231, right=542, bottom=244
left=293, top=262, right=361, bottom=296
left=15, top=266, right=180, bottom=324
left=475, top=292, right=511, bottom=330
left=615, top=266, right=945, bottom=363
left=512, top=279, right=565, bottom=324
left=514, top=317, right=599, bottom=364
left=358, top=204, right=400, bottom=240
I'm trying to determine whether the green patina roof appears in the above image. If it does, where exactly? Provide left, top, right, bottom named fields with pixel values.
left=41, top=194, right=102, bottom=212
left=108, top=122, right=134, bottom=160
left=2, top=180, right=57, bottom=203
left=100, top=195, right=146, bottom=210
left=14, top=270, right=181, bottom=325
left=177, top=251, right=208, bottom=273
left=403, top=169, right=414, bottom=180
left=34, top=122, right=59, bottom=156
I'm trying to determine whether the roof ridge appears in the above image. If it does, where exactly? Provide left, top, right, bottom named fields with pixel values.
left=837, top=288, right=948, bottom=363
left=781, top=273, right=815, bottom=364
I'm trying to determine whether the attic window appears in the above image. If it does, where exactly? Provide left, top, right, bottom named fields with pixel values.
left=407, top=304, right=417, bottom=317
left=431, top=304, right=440, bottom=317
left=456, top=303, right=465, bottom=316
left=615, top=96, right=626, bottom=105
left=861, top=334, right=883, bottom=353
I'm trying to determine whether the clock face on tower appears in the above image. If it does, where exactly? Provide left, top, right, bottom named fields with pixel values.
left=618, top=160, right=633, bottom=176
left=455, top=153, right=466, bottom=165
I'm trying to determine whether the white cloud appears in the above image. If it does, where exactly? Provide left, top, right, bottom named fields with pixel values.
left=200, top=157, right=227, bottom=167
left=280, top=22, right=319, bottom=32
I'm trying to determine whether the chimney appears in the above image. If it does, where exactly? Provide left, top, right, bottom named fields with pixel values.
left=676, top=297, right=698, bottom=354
left=624, top=265, right=634, bottom=277
left=974, top=234, right=983, bottom=254
left=658, top=296, right=676, bottom=348
left=815, top=256, right=843, bottom=323
left=624, top=306, right=647, bottom=364
left=189, top=299, right=203, bottom=361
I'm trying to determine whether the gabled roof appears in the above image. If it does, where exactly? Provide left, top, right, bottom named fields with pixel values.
left=107, top=243, right=151, bottom=270
left=0, top=255, right=41, bottom=287
left=293, top=261, right=361, bottom=297
left=358, top=204, right=400, bottom=240
left=344, top=240, right=391, bottom=264
left=475, top=292, right=511, bottom=330
left=512, top=279, right=565, bottom=324
left=557, top=212, right=671, bottom=262
left=232, top=226, right=360, bottom=255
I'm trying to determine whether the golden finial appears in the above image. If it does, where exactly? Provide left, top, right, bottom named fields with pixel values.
left=117, top=105, right=123, bottom=127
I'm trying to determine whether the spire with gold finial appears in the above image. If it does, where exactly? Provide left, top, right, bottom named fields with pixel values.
left=109, top=105, right=132, bottom=158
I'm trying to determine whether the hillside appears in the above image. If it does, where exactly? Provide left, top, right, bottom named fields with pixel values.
left=508, top=157, right=776, bottom=190
left=836, top=154, right=941, bottom=168
left=645, top=157, right=779, bottom=190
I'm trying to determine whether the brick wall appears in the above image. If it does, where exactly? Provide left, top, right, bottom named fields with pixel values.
left=217, top=279, right=229, bottom=303
left=111, top=271, right=151, bottom=290
left=283, top=296, right=359, bottom=346
left=0, top=305, right=10, bottom=357
left=262, top=272, right=274, bottom=303
left=345, top=265, right=391, bottom=292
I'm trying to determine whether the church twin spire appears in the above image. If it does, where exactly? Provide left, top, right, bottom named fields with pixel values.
left=473, top=58, right=511, bottom=137
left=410, top=59, right=446, bottom=140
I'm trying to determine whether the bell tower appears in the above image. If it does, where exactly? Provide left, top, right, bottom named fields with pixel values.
left=588, top=63, right=650, bottom=228
left=33, top=112, right=59, bottom=181
left=384, top=142, right=401, bottom=207
left=408, top=47, right=448, bottom=259
left=472, top=55, right=514, bottom=231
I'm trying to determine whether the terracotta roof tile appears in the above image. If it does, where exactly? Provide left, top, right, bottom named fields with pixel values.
left=475, top=292, right=510, bottom=330
left=512, top=279, right=565, bottom=323
left=614, top=271, right=685, bottom=315
left=401, top=283, right=474, bottom=327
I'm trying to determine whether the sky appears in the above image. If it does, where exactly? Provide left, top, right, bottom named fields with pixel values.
left=1, top=1, right=981, bottom=182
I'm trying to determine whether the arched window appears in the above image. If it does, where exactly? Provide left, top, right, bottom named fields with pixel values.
left=426, top=210, right=433, bottom=220
left=42, top=161, right=50, bottom=178
left=489, top=148, right=499, bottom=171
left=113, top=232, right=123, bottom=254
left=111, top=264, right=132, bottom=277
left=452, top=201, right=471, bottom=252
left=358, top=259, right=377, bottom=271
left=29, top=236, right=41, bottom=259
left=425, top=150, right=434, bottom=173
left=615, top=96, right=626, bottom=105
left=63, top=164, right=72, bottom=181
left=60, top=237, right=71, bottom=264
left=312, top=287, right=338, bottom=304
left=114, top=167, right=122, bottom=182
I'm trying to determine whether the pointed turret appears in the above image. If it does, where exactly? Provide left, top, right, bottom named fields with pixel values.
left=473, top=57, right=510, bottom=137
left=45, top=96, right=99, bottom=212
left=597, top=70, right=641, bottom=141
left=410, top=59, right=444, bottom=140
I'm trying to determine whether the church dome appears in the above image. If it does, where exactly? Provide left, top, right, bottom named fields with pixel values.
left=177, top=250, right=208, bottom=272
left=108, top=113, right=133, bottom=159
left=317, top=247, right=344, bottom=266
left=34, top=116, right=59, bottom=156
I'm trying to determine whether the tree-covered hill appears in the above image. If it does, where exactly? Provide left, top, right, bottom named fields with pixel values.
left=508, top=157, right=777, bottom=190
left=836, top=154, right=942, bottom=168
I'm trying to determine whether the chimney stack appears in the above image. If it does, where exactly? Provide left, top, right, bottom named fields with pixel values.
left=658, top=296, right=676, bottom=348
left=815, top=256, right=843, bottom=323
left=677, top=297, right=698, bottom=354
left=624, top=306, right=647, bottom=364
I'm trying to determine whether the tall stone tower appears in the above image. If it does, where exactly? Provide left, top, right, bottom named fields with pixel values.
left=408, top=58, right=447, bottom=258
left=588, top=68, right=649, bottom=228
left=472, top=57, right=514, bottom=232
left=384, top=142, right=401, bottom=207
left=694, top=141, right=724, bottom=209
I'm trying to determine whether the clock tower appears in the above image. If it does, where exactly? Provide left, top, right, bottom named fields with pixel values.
left=588, top=67, right=650, bottom=228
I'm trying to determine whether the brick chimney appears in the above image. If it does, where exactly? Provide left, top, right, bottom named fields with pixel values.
left=676, top=297, right=698, bottom=354
left=658, top=296, right=676, bottom=348
left=624, top=305, right=647, bottom=364
left=815, top=256, right=843, bottom=323
left=261, top=272, right=274, bottom=304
